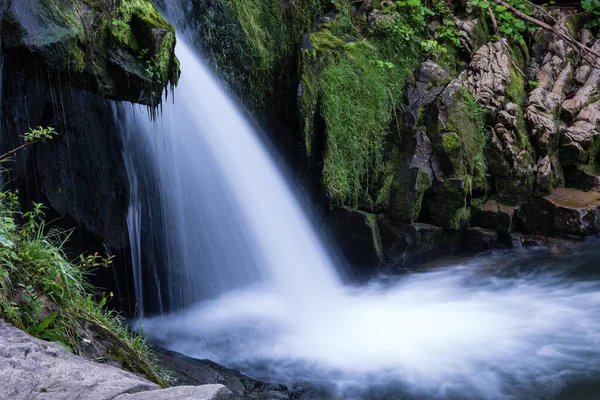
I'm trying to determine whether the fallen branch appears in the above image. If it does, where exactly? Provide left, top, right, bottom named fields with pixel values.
left=490, top=0, right=600, bottom=67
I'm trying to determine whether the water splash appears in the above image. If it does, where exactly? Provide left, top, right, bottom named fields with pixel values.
left=144, top=244, right=600, bottom=399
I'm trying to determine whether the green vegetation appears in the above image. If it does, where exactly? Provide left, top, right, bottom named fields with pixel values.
left=582, top=0, right=600, bottom=29
left=321, top=41, right=393, bottom=206
left=444, top=89, right=488, bottom=192
left=196, top=0, right=329, bottom=122
left=301, top=0, right=438, bottom=207
left=467, top=0, right=534, bottom=43
left=0, top=128, right=171, bottom=387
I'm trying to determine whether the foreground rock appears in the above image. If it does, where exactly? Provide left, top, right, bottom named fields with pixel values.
left=115, top=385, right=234, bottom=400
left=152, top=346, right=295, bottom=399
left=0, top=320, right=232, bottom=400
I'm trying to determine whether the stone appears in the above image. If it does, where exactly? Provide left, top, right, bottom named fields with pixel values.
left=2, top=0, right=179, bottom=105
left=560, top=101, right=600, bottom=165
left=471, top=199, right=516, bottom=233
left=564, top=164, right=600, bottom=191
left=378, top=216, right=463, bottom=267
left=522, top=188, right=600, bottom=237
left=152, top=346, right=293, bottom=400
left=328, top=207, right=384, bottom=273
left=422, top=178, right=471, bottom=230
left=114, top=385, right=234, bottom=400
left=562, top=41, right=600, bottom=121
left=0, top=319, right=159, bottom=400
left=462, top=40, right=535, bottom=205
left=463, top=227, right=499, bottom=251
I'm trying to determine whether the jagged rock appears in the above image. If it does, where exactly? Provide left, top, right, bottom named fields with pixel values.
left=560, top=100, right=600, bottom=164
left=378, top=216, right=463, bottom=267
left=375, top=61, right=446, bottom=222
left=422, top=177, right=471, bottom=230
left=534, top=154, right=565, bottom=196
left=562, top=41, right=600, bottom=121
left=114, top=385, right=234, bottom=400
left=0, top=319, right=160, bottom=400
left=462, top=41, right=511, bottom=111
left=453, top=14, right=489, bottom=56
left=462, top=40, right=535, bottom=205
left=328, top=207, right=384, bottom=272
left=471, top=200, right=516, bottom=233
left=521, top=188, right=600, bottom=236
left=564, top=164, right=600, bottom=190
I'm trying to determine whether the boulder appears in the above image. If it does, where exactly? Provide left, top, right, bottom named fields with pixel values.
left=560, top=101, right=600, bottom=165
left=463, top=227, right=499, bottom=251
left=471, top=199, right=516, bottom=233
left=378, top=216, right=463, bottom=267
left=329, top=207, right=384, bottom=272
left=521, top=188, right=600, bottom=236
left=114, top=385, right=234, bottom=400
left=2, top=0, right=179, bottom=105
left=0, top=319, right=159, bottom=400
left=152, top=346, right=293, bottom=400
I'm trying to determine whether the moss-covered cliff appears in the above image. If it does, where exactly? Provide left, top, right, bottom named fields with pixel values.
left=2, top=0, right=180, bottom=105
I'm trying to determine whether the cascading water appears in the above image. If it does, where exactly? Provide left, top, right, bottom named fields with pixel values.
left=121, top=7, right=600, bottom=400
left=121, top=37, right=341, bottom=315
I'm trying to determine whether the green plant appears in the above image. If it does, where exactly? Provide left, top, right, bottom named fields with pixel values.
left=0, top=128, right=172, bottom=386
left=583, top=0, right=600, bottom=29
left=467, top=0, right=533, bottom=42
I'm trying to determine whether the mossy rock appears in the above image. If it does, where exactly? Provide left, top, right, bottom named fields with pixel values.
left=422, top=177, right=472, bottom=230
left=328, top=207, right=385, bottom=273
left=378, top=216, right=463, bottom=267
left=2, top=0, right=179, bottom=105
left=299, top=1, right=422, bottom=208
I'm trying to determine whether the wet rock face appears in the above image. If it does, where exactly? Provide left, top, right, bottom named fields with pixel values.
left=2, top=0, right=179, bottom=105
left=0, top=0, right=178, bottom=253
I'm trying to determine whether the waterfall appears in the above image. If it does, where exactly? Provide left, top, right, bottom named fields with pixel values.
left=120, top=6, right=600, bottom=399
left=122, top=37, right=341, bottom=315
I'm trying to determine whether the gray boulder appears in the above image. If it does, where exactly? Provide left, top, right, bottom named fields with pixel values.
left=114, top=385, right=234, bottom=400
left=0, top=320, right=234, bottom=400
left=0, top=319, right=158, bottom=400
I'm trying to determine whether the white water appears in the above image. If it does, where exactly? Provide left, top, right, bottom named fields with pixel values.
left=122, top=38, right=340, bottom=314
left=124, top=35, right=600, bottom=399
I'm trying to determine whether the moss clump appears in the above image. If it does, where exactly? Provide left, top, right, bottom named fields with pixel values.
left=321, top=41, right=392, bottom=206
left=192, top=0, right=328, bottom=125
left=301, top=1, right=422, bottom=207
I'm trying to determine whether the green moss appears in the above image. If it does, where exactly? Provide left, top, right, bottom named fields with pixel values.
left=301, top=1, right=421, bottom=207
left=439, top=88, right=488, bottom=192
left=425, top=178, right=472, bottom=230
left=321, top=41, right=392, bottom=206
left=365, top=213, right=385, bottom=263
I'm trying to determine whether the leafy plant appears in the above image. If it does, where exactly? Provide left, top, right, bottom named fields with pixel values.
left=583, top=0, right=600, bottom=29
left=0, top=128, right=172, bottom=386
